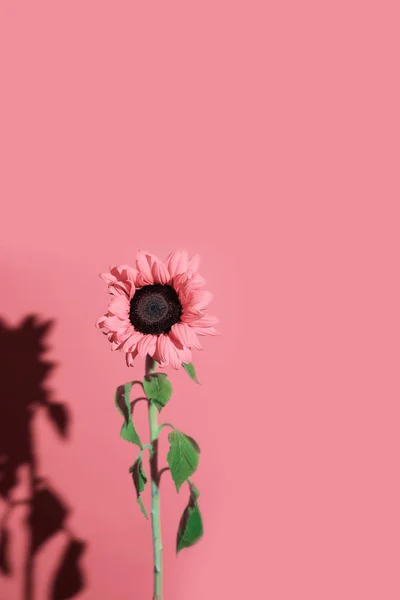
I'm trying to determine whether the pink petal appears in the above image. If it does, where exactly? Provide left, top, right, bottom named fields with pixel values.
left=168, top=326, right=184, bottom=349
left=186, top=327, right=202, bottom=350
left=181, top=307, right=204, bottom=323
left=122, top=330, right=143, bottom=352
left=188, top=273, right=206, bottom=289
left=108, top=282, right=127, bottom=297
left=193, top=326, right=220, bottom=336
left=171, top=273, right=186, bottom=292
left=103, top=315, right=128, bottom=332
left=108, top=296, right=129, bottom=318
left=156, top=334, right=172, bottom=364
left=136, top=251, right=154, bottom=284
left=107, top=331, right=127, bottom=351
left=151, top=258, right=170, bottom=284
left=126, top=348, right=139, bottom=367
left=175, top=279, right=193, bottom=303
left=115, top=325, right=134, bottom=343
left=137, top=334, right=157, bottom=357
left=110, top=336, right=122, bottom=351
left=188, top=253, right=200, bottom=273
left=108, top=279, right=136, bottom=299
left=175, top=344, right=192, bottom=364
left=162, top=337, right=182, bottom=369
left=110, top=264, right=138, bottom=284
left=170, top=323, right=202, bottom=350
left=174, top=274, right=206, bottom=300
left=169, top=347, right=182, bottom=369
left=100, top=272, right=117, bottom=284
left=122, top=280, right=135, bottom=300
left=190, top=290, right=213, bottom=311
left=190, top=314, right=219, bottom=327
left=166, top=250, right=189, bottom=277
left=96, top=316, right=108, bottom=329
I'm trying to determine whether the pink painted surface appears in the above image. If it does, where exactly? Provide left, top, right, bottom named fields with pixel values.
left=1, top=1, right=400, bottom=599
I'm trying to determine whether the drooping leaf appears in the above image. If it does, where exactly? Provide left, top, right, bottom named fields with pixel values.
left=114, top=382, right=132, bottom=421
left=177, top=483, right=203, bottom=553
left=129, top=456, right=148, bottom=519
left=114, top=383, right=142, bottom=448
left=167, top=430, right=200, bottom=492
left=29, top=487, right=68, bottom=555
left=50, top=538, right=86, bottom=600
left=185, top=435, right=201, bottom=454
left=177, top=500, right=203, bottom=552
left=129, top=457, right=147, bottom=494
left=46, top=402, right=69, bottom=437
left=120, top=421, right=142, bottom=446
left=143, top=373, right=172, bottom=412
left=0, top=527, right=11, bottom=575
left=182, top=362, right=199, bottom=384
left=137, top=497, right=148, bottom=520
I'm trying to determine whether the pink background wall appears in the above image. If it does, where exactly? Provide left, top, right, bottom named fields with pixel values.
left=1, top=1, right=400, bottom=599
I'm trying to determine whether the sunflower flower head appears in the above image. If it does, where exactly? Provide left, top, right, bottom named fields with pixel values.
left=96, top=250, right=219, bottom=369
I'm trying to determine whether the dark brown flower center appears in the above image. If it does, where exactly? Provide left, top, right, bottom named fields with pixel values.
left=129, top=284, right=182, bottom=334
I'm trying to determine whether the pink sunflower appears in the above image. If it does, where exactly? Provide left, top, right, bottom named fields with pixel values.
left=96, top=250, right=219, bottom=369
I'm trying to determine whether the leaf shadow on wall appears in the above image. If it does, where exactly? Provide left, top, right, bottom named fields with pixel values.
left=0, top=315, right=87, bottom=600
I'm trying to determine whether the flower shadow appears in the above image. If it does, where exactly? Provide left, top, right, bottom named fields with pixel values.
left=0, top=314, right=87, bottom=600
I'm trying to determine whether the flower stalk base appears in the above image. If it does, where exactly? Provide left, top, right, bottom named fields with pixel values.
left=146, top=355, right=163, bottom=599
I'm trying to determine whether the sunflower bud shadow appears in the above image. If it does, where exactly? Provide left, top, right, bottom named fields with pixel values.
left=0, top=315, right=86, bottom=600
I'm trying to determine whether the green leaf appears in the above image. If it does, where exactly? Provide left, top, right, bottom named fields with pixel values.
left=182, top=362, right=200, bottom=384
left=167, top=430, right=200, bottom=492
left=143, top=373, right=172, bottom=412
left=120, top=421, right=142, bottom=446
left=177, top=483, right=203, bottom=553
left=137, top=497, right=148, bottom=520
left=129, top=456, right=148, bottom=519
left=114, top=382, right=132, bottom=420
left=129, top=456, right=147, bottom=493
left=115, top=383, right=142, bottom=448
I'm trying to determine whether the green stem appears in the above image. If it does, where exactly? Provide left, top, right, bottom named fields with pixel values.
left=146, top=355, right=163, bottom=600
